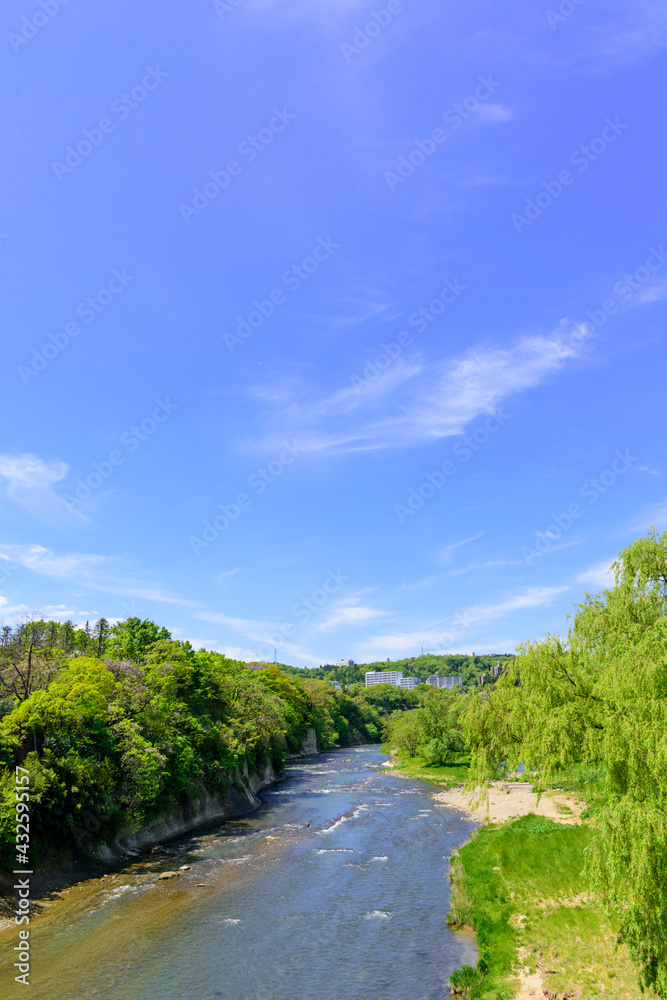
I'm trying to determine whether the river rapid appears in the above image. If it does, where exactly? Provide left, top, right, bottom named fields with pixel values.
left=0, top=746, right=477, bottom=1000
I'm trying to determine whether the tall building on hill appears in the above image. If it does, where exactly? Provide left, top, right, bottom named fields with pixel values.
left=427, top=673, right=463, bottom=689
left=365, top=670, right=403, bottom=687
left=335, top=658, right=355, bottom=667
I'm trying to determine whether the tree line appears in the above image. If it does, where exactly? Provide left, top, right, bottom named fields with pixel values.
left=0, top=618, right=420, bottom=871
left=463, top=529, right=667, bottom=997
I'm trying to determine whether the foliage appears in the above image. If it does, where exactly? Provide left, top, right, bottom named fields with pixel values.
left=383, top=687, right=467, bottom=764
left=463, top=529, right=667, bottom=996
left=0, top=621, right=399, bottom=868
left=279, top=653, right=515, bottom=689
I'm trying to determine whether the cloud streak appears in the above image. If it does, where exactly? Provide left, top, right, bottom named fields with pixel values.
left=0, top=543, right=193, bottom=606
left=249, top=327, right=590, bottom=455
left=0, top=453, right=84, bottom=527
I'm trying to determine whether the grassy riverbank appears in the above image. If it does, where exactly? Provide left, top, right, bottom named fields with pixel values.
left=447, top=814, right=651, bottom=1000
left=382, top=745, right=470, bottom=787
left=385, top=747, right=650, bottom=999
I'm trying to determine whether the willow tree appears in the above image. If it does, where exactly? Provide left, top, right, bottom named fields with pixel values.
left=464, top=529, right=667, bottom=996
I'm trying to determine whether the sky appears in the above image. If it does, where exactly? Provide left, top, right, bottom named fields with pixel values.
left=1, top=0, right=666, bottom=666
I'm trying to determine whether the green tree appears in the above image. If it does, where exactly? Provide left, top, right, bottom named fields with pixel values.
left=464, top=528, right=667, bottom=996
left=106, top=618, right=172, bottom=661
left=383, top=710, right=421, bottom=757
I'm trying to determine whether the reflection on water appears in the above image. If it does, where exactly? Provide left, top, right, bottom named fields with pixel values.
left=0, top=747, right=477, bottom=1000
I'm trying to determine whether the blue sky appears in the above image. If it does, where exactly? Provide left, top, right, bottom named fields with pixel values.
left=1, top=0, right=666, bottom=666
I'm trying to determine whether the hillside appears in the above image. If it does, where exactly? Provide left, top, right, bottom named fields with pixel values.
left=279, top=653, right=516, bottom=688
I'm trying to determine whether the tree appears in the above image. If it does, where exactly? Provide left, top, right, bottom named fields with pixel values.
left=463, top=529, right=667, bottom=997
left=383, top=710, right=421, bottom=757
left=93, top=618, right=110, bottom=658
left=422, top=729, right=465, bottom=767
left=105, top=618, right=171, bottom=662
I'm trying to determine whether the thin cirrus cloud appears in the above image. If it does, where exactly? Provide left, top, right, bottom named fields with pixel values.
left=357, top=585, right=568, bottom=658
left=0, top=453, right=84, bottom=527
left=0, top=543, right=194, bottom=606
left=312, top=593, right=388, bottom=632
left=438, top=531, right=486, bottom=565
left=250, top=327, right=591, bottom=455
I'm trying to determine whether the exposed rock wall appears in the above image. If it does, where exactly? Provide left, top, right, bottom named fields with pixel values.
left=287, top=726, right=318, bottom=758
left=99, top=759, right=281, bottom=859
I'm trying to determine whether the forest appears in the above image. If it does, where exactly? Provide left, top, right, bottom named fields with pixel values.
left=0, top=617, right=417, bottom=870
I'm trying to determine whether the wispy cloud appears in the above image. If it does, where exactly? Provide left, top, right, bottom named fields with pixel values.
left=631, top=278, right=667, bottom=305
left=443, top=559, right=521, bottom=577
left=195, top=610, right=280, bottom=638
left=0, top=543, right=193, bottom=606
left=357, top=585, right=568, bottom=658
left=438, top=531, right=486, bottom=565
left=586, top=0, right=667, bottom=61
left=575, top=559, right=615, bottom=590
left=312, top=593, right=388, bottom=631
left=477, top=103, right=514, bottom=124
left=249, top=327, right=590, bottom=455
left=0, top=453, right=84, bottom=527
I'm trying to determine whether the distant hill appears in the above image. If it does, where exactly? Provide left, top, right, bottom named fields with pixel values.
left=278, top=653, right=516, bottom=688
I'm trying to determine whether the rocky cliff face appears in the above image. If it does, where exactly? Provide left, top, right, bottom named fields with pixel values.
left=99, top=728, right=321, bottom=859
left=287, top=726, right=318, bottom=758
left=99, top=759, right=281, bottom=859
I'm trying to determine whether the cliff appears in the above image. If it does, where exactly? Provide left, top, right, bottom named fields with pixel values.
left=99, top=758, right=282, bottom=859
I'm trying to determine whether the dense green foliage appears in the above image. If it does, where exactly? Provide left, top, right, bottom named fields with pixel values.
left=279, top=653, right=515, bottom=689
left=463, top=529, right=667, bottom=996
left=0, top=620, right=392, bottom=868
left=383, top=686, right=466, bottom=765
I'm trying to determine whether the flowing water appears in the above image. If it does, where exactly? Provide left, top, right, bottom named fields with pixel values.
left=0, top=747, right=477, bottom=999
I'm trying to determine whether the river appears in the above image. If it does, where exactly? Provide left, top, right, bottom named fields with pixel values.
left=0, top=746, right=477, bottom=999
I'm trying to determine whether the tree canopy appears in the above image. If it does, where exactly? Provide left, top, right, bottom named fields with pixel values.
left=463, top=529, right=667, bottom=996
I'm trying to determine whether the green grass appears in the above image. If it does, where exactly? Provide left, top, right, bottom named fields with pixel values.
left=382, top=745, right=470, bottom=787
left=448, top=814, right=651, bottom=999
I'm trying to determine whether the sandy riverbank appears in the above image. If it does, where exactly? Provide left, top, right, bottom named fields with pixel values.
left=432, top=781, right=584, bottom=826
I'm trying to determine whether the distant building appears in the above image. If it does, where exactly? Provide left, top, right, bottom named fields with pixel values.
left=427, top=673, right=463, bottom=689
left=335, top=659, right=356, bottom=667
left=399, top=676, right=420, bottom=689
left=365, top=670, right=403, bottom=687
left=330, top=679, right=341, bottom=689
left=490, top=661, right=503, bottom=678
left=477, top=672, right=492, bottom=686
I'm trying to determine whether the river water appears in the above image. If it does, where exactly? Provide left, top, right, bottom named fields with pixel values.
left=0, top=746, right=477, bottom=1000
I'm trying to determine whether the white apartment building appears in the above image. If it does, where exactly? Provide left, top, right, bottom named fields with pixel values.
left=335, top=659, right=356, bottom=667
left=365, top=670, right=403, bottom=687
left=427, top=673, right=463, bottom=689
left=399, top=677, right=420, bottom=689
